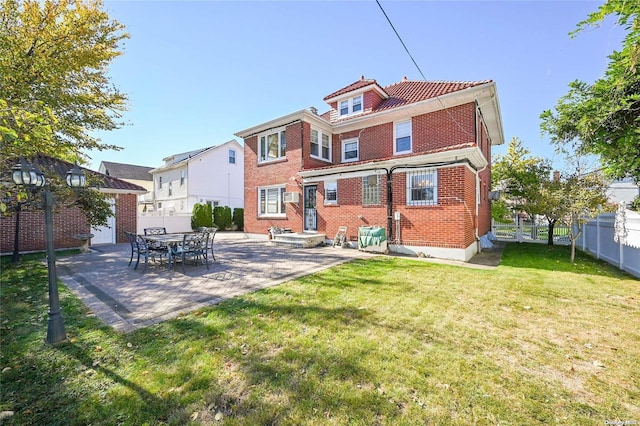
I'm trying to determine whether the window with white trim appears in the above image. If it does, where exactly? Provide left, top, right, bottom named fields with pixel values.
left=324, top=181, right=337, bottom=204
left=311, top=128, right=332, bottom=161
left=363, top=175, right=381, bottom=205
left=406, top=169, right=438, bottom=206
left=168, top=181, right=173, bottom=196
left=258, top=128, right=286, bottom=163
left=180, top=170, right=185, bottom=186
left=258, top=186, right=286, bottom=216
left=342, top=138, right=359, bottom=162
left=338, top=95, right=363, bottom=117
left=394, top=120, right=412, bottom=154
left=229, top=149, right=236, bottom=164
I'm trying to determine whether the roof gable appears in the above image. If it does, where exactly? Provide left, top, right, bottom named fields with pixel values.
left=323, top=77, right=388, bottom=102
left=28, top=154, right=147, bottom=193
left=100, top=161, right=153, bottom=181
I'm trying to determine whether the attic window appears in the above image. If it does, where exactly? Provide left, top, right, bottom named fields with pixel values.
left=338, top=95, right=363, bottom=117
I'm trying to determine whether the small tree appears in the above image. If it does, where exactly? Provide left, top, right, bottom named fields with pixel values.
left=555, top=159, right=609, bottom=262
left=233, top=207, right=244, bottom=231
left=213, top=205, right=232, bottom=230
left=191, top=203, right=213, bottom=230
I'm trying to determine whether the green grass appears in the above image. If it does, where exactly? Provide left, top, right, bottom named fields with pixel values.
left=1, top=244, right=638, bottom=425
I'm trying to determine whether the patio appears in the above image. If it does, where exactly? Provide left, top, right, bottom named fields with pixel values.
left=56, top=234, right=372, bottom=333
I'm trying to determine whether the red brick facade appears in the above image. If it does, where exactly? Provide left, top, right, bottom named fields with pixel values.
left=237, top=78, right=503, bottom=260
left=0, top=193, right=138, bottom=254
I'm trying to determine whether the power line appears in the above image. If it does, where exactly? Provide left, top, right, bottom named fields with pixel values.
left=375, top=0, right=427, bottom=81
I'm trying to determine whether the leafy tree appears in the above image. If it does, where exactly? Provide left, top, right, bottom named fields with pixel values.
left=555, top=161, right=609, bottom=263
left=1, top=0, right=129, bottom=224
left=540, top=0, right=640, bottom=181
left=213, top=206, right=232, bottom=230
left=492, top=137, right=552, bottom=220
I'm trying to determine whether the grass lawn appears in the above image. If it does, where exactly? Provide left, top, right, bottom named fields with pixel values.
left=1, top=243, right=638, bottom=425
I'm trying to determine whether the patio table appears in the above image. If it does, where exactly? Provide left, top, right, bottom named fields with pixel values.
left=144, top=233, right=193, bottom=270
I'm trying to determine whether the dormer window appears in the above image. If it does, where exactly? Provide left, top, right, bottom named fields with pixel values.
left=339, top=95, right=363, bottom=117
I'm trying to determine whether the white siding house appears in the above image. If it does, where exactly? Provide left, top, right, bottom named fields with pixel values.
left=149, top=140, right=244, bottom=215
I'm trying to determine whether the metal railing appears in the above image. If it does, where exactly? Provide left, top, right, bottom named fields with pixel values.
left=491, top=218, right=571, bottom=245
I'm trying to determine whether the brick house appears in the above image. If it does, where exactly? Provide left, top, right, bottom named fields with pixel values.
left=0, top=153, right=147, bottom=254
left=234, top=76, right=504, bottom=260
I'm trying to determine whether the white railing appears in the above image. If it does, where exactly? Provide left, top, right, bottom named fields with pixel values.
left=491, top=218, right=570, bottom=245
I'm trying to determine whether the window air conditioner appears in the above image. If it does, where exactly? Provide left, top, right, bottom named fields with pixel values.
left=283, top=191, right=300, bottom=203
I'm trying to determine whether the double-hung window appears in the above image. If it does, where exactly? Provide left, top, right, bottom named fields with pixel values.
left=258, top=186, right=286, bottom=216
left=338, top=95, right=363, bottom=117
left=394, top=120, right=412, bottom=154
left=180, top=170, right=185, bottom=186
left=363, top=175, right=381, bottom=205
left=406, top=169, right=438, bottom=206
left=310, top=128, right=332, bottom=161
left=324, top=181, right=337, bottom=205
left=259, top=128, right=287, bottom=163
left=229, top=149, right=236, bottom=164
left=342, top=138, right=359, bottom=162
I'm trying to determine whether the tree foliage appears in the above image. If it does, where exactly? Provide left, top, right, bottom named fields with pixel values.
left=191, top=203, right=213, bottom=230
left=0, top=0, right=129, bottom=224
left=540, top=0, right=640, bottom=181
left=492, top=137, right=552, bottom=217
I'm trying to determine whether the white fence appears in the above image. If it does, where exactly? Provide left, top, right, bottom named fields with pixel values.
left=137, top=212, right=192, bottom=235
left=491, top=218, right=571, bottom=245
left=577, top=210, right=640, bottom=279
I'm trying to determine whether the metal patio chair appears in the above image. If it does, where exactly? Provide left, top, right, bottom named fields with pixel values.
left=170, top=231, right=210, bottom=273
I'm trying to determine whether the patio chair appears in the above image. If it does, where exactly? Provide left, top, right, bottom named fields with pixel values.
left=170, top=231, right=210, bottom=273
left=125, top=231, right=137, bottom=267
left=197, top=227, right=218, bottom=261
left=144, top=227, right=169, bottom=258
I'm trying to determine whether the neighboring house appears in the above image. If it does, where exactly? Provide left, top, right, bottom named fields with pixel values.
left=98, top=161, right=154, bottom=212
left=148, top=139, right=244, bottom=215
left=607, top=177, right=639, bottom=207
left=0, top=153, right=147, bottom=253
left=235, top=76, right=504, bottom=260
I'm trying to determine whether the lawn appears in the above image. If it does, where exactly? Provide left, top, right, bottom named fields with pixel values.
left=1, top=244, right=638, bottom=425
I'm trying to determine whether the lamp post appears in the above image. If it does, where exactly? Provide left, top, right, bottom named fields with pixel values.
left=12, top=158, right=86, bottom=344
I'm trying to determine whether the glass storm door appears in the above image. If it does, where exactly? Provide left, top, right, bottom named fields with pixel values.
left=304, top=185, right=317, bottom=231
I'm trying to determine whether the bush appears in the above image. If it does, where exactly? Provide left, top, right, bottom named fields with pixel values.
left=233, top=208, right=244, bottom=231
left=631, top=196, right=640, bottom=212
left=213, top=206, right=233, bottom=230
left=191, top=203, right=213, bottom=230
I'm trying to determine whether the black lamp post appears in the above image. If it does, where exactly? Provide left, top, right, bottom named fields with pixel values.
left=12, top=158, right=86, bottom=344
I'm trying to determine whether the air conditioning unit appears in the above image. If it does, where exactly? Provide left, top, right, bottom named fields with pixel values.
left=283, top=191, right=300, bottom=203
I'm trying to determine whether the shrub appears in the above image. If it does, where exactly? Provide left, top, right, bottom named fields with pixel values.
left=631, top=195, right=640, bottom=212
left=213, top=206, right=233, bottom=230
left=233, top=208, right=244, bottom=231
left=191, top=203, right=213, bottom=230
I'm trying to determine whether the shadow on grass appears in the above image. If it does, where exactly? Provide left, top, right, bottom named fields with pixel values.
left=499, top=242, right=633, bottom=279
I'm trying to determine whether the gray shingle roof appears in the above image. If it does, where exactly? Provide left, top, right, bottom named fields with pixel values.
left=100, top=161, right=153, bottom=181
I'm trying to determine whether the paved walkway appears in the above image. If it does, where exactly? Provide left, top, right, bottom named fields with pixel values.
left=56, top=233, right=504, bottom=333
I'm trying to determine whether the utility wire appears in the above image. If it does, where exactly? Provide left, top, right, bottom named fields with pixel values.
left=375, top=0, right=427, bottom=81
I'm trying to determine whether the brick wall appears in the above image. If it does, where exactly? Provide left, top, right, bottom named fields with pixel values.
left=0, top=193, right=137, bottom=254
left=244, top=122, right=305, bottom=235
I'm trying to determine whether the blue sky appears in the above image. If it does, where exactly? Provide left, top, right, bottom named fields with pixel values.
left=90, top=0, right=625, bottom=173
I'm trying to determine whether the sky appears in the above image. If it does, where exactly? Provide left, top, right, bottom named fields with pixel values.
left=89, top=0, right=626, bottom=173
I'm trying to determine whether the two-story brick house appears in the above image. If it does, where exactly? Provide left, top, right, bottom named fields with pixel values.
left=235, top=76, right=504, bottom=260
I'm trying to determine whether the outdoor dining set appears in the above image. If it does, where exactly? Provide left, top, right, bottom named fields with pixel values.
left=125, top=227, right=217, bottom=273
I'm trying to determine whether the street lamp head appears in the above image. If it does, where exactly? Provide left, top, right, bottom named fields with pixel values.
left=12, top=157, right=43, bottom=187
left=66, top=163, right=86, bottom=188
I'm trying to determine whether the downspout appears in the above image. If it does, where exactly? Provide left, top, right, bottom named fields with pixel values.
left=386, top=168, right=393, bottom=242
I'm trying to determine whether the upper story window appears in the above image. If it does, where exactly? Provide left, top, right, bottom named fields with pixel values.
left=339, top=95, right=363, bottom=117
left=406, top=169, right=438, bottom=206
left=180, top=170, right=185, bottom=186
left=324, top=181, right=337, bottom=205
left=342, top=138, right=359, bottom=163
left=229, top=149, right=236, bottom=164
left=158, top=176, right=162, bottom=189
left=259, top=127, right=286, bottom=163
left=394, top=119, right=412, bottom=154
left=168, top=181, right=173, bottom=197
left=258, top=185, right=286, bottom=217
left=311, top=128, right=332, bottom=162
